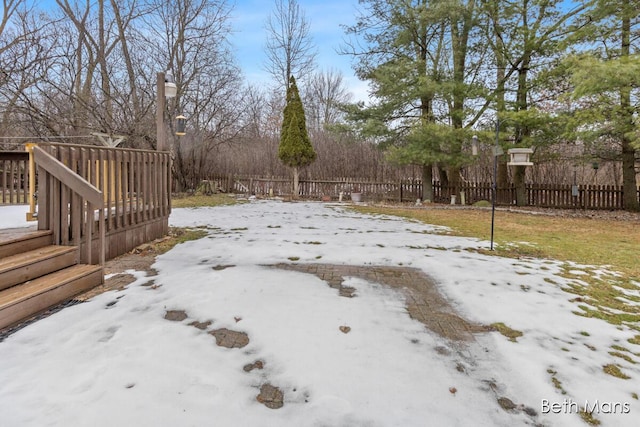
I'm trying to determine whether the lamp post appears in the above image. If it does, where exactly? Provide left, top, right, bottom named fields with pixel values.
left=470, top=131, right=497, bottom=249
left=476, top=119, right=533, bottom=250
left=490, top=121, right=502, bottom=251
left=472, top=123, right=504, bottom=251
left=156, top=71, right=177, bottom=151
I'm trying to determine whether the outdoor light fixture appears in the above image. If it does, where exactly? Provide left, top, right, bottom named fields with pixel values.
left=471, top=135, right=479, bottom=156
left=490, top=120, right=506, bottom=251
left=176, top=115, right=187, bottom=136
left=157, top=70, right=179, bottom=151
left=164, top=71, right=177, bottom=98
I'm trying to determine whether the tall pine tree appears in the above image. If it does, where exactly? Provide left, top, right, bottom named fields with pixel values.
left=279, top=75, right=316, bottom=196
left=564, top=0, right=639, bottom=211
left=341, top=0, right=480, bottom=202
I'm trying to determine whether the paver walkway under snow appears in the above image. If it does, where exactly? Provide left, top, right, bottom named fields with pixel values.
left=2, top=259, right=490, bottom=345
left=272, top=263, right=489, bottom=342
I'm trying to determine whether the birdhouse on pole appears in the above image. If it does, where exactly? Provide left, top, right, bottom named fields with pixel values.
left=176, top=115, right=186, bottom=136
left=507, top=148, right=534, bottom=166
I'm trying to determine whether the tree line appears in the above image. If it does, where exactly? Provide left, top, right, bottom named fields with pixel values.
left=340, top=0, right=639, bottom=210
left=1, top=0, right=638, bottom=209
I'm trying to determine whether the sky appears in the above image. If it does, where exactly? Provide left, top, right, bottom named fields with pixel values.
left=30, top=0, right=369, bottom=102
left=229, top=0, right=371, bottom=102
left=1, top=201, right=639, bottom=426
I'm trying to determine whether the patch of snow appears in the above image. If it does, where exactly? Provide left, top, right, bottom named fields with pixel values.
left=0, top=205, right=32, bottom=229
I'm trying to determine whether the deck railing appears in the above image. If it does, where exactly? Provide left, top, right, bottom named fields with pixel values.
left=30, top=142, right=171, bottom=262
left=33, top=146, right=105, bottom=265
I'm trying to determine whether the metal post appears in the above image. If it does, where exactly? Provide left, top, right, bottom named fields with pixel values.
left=156, top=72, right=166, bottom=151
left=491, top=120, right=499, bottom=251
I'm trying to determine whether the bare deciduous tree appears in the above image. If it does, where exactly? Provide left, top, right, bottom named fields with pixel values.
left=145, top=0, right=242, bottom=191
left=264, top=0, right=317, bottom=89
left=0, top=1, right=57, bottom=141
left=1, top=0, right=24, bottom=55
left=304, top=68, right=352, bottom=131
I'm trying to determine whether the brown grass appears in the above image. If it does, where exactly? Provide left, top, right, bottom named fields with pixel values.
left=172, top=193, right=239, bottom=208
left=352, top=206, right=640, bottom=279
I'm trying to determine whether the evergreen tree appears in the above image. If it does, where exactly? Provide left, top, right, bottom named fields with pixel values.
left=342, top=0, right=592, bottom=206
left=481, top=0, right=590, bottom=206
left=341, top=0, right=481, bottom=202
left=563, top=0, right=639, bottom=211
left=279, top=75, right=316, bottom=196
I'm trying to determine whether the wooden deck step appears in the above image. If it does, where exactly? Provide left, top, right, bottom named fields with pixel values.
left=0, top=245, right=78, bottom=291
left=0, top=264, right=103, bottom=330
left=0, top=229, right=51, bottom=259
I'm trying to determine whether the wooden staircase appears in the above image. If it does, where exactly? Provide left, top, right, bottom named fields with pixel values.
left=0, top=228, right=103, bottom=330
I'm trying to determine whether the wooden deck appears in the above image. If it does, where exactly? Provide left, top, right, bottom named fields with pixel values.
left=0, top=226, right=39, bottom=242
left=0, top=142, right=171, bottom=330
left=0, top=227, right=42, bottom=258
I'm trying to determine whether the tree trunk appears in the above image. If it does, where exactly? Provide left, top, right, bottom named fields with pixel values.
left=514, top=51, right=531, bottom=207
left=293, top=166, right=299, bottom=198
left=422, top=164, right=434, bottom=202
left=621, top=143, right=638, bottom=210
left=449, top=4, right=472, bottom=204
left=97, top=0, right=113, bottom=129
left=513, top=165, right=527, bottom=206
left=437, top=164, right=449, bottom=202
left=619, top=3, right=639, bottom=211
left=497, top=160, right=509, bottom=189
left=492, top=4, right=510, bottom=191
left=173, top=150, right=185, bottom=193
left=448, top=167, right=461, bottom=203
left=112, top=0, right=141, bottom=145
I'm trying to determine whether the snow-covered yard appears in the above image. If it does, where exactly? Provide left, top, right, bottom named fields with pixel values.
left=0, top=201, right=638, bottom=426
left=0, top=204, right=32, bottom=229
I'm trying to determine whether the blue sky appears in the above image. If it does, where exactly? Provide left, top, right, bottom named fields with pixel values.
left=229, top=0, right=369, bottom=101
left=33, top=0, right=368, bottom=101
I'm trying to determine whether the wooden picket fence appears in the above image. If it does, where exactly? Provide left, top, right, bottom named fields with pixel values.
left=3, top=161, right=637, bottom=210
left=0, top=151, right=29, bottom=204
left=204, top=174, right=639, bottom=210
